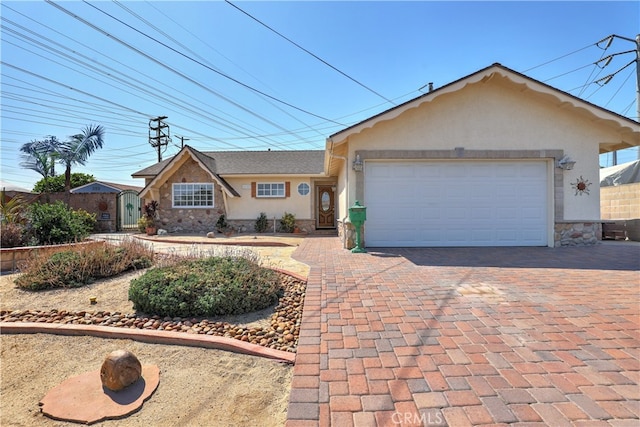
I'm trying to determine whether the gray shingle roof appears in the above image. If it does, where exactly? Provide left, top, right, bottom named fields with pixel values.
left=132, top=148, right=325, bottom=177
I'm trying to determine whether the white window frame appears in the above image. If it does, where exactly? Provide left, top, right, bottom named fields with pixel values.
left=257, top=182, right=285, bottom=198
left=297, top=182, right=310, bottom=196
left=172, top=183, right=214, bottom=208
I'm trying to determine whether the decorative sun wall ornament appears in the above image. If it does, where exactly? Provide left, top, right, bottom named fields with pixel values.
left=571, top=176, right=591, bottom=196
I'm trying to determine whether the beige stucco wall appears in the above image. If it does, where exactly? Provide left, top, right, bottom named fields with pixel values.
left=601, top=183, right=640, bottom=220
left=225, top=176, right=315, bottom=221
left=336, top=78, right=610, bottom=223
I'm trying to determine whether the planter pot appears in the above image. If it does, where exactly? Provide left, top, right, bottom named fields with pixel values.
left=146, top=227, right=157, bottom=236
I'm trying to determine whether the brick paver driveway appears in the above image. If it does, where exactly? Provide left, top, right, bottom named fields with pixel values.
left=286, top=237, right=639, bottom=426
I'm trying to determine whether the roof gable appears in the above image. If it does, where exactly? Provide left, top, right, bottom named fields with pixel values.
left=138, top=146, right=240, bottom=199
left=328, top=63, right=639, bottom=151
left=70, top=181, right=143, bottom=194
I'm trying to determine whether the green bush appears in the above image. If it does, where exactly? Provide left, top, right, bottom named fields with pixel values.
left=129, top=256, right=282, bottom=317
left=33, top=173, right=95, bottom=193
left=255, top=212, right=268, bottom=233
left=15, top=239, right=154, bottom=290
left=278, top=212, right=296, bottom=233
left=138, top=217, right=150, bottom=233
left=215, top=214, right=228, bottom=232
left=74, top=208, right=97, bottom=232
left=28, top=201, right=96, bottom=245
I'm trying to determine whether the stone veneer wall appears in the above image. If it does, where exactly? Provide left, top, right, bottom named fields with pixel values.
left=554, top=222, right=600, bottom=246
left=338, top=220, right=356, bottom=249
left=156, top=159, right=226, bottom=233
left=223, top=219, right=317, bottom=234
left=340, top=220, right=601, bottom=248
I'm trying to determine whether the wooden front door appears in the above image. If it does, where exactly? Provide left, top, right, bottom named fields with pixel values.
left=316, top=185, right=335, bottom=228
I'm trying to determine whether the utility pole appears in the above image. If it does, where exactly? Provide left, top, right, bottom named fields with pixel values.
left=595, top=34, right=640, bottom=165
left=175, top=135, right=190, bottom=149
left=148, top=116, right=170, bottom=162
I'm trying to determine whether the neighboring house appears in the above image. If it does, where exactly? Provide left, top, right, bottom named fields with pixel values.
left=132, top=149, right=330, bottom=233
left=133, top=63, right=640, bottom=247
left=70, top=181, right=143, bottom=194
left=69, top=181, right=143, bottom=232
left=0, top=180, right=36, bottom=204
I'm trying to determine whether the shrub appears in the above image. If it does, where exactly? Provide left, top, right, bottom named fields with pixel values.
left=15, top=239, right=154, bottom=290
left=278, top=212, right=296, bottom=233
left=215, top=214, right=228, bottom=232
left=137, top=217, right=150, bottom=233
left=129, top=255, right=282, bottom=317
left=28, top=201, right=96, bottom=245
left=0, top=223, right=27, bottom=248
left=142, top=200, right=159, bottom=226
left=255, top=212, right=268, bottom=233
left=74, top=208, right=97, bottom=232
left=1, top=190, right=28, bottom=225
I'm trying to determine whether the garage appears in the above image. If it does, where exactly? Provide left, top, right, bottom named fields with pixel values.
left=363, top=160, right=549, bottom=247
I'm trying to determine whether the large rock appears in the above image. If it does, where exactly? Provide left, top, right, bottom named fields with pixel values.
left=100, top=350, right=142, bottom=391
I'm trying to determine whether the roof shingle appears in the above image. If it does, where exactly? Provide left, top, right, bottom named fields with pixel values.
left=132, top=149, right=325, bottom=177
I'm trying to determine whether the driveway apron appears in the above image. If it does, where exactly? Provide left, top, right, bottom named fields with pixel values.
left=287, top=237, right=640, bottom=426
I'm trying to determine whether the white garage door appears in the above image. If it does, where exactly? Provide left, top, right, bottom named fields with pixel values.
left=364, top=161, right=549, bottom=247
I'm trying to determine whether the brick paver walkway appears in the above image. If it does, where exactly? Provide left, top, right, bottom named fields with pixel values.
left=286, top=237, right=639, bottom=426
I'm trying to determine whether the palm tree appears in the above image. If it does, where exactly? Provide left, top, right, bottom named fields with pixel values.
left=19, top=136, right=59, bottom=180
left=56, top=124, right=105, bottom=202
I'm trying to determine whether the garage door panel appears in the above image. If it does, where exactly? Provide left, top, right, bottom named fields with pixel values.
left=417, top=165, right=442, bottom=178
left=471, top=207, right=493, bottom=219
left=364, top=161, right=548, bottom=247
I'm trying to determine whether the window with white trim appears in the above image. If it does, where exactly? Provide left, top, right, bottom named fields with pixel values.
left=257, top=182, right=285, bottom=198
left=297, top=182, right=310, bottom=196
left=172, top=183, right=214, bottom=207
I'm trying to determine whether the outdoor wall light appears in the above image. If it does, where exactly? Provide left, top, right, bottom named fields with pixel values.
left=557, top=155, right=576, bottom=170
left=352, top=154, right=363, bottom=171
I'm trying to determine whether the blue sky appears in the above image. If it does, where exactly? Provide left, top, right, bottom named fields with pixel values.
left=1, top=1, right=638, bottom=190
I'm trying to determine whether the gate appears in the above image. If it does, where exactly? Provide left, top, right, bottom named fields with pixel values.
left=117, top=190, right=141, bottom=231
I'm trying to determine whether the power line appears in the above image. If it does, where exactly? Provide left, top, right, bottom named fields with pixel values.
left=522, top=43, right=594, bottom=73
left=2, top=8, right=328, bottom=149
left=224, top=0, right=395, bottom=106
left=77, top=0, right=345, bottom=126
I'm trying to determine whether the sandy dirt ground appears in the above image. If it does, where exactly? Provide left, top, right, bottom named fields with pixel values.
left=0, top=271, right=293, bottom=427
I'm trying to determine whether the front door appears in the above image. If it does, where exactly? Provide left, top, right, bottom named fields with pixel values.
left=316, top=185, right=335, bottom=228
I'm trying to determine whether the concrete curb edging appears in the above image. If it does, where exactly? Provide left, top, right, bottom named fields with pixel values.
left=0, top=323, right=296, bottom=364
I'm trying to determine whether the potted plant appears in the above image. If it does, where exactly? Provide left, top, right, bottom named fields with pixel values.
left=142, top=200, right=159, bottom=235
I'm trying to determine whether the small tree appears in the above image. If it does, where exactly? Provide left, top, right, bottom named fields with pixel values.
left=56, top=124, right=105, bottom=203
left=216, top=214, right=229, bottom=232
left=33, top=173, right=95, bottom=193
left=20, top=136, right=59, bottom=180
left=255, top=212, right=268, bottom=233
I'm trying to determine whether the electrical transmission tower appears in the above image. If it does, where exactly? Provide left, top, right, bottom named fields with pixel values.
left=149, top=116, right=171, bottom=162
left=594, top=34, right=640, bottom=164
left=595, top=34, right=639, bottom=120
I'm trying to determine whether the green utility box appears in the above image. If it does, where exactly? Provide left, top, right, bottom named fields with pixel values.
left=348, top=200, right=367, bottom=253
